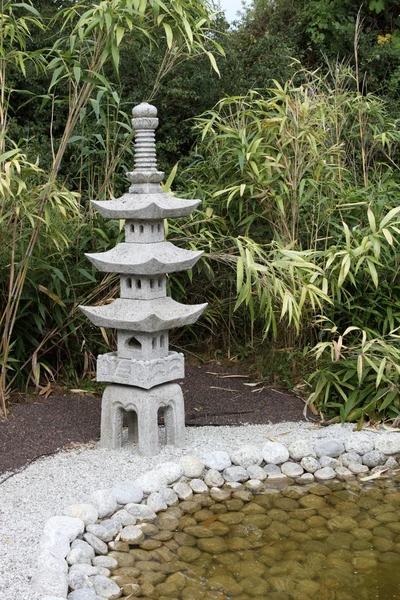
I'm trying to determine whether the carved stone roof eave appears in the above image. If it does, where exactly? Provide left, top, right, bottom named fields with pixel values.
left=79, top=297, right=208, bottom=332
left=85, top=242, right=203, bottom=274
left=91, top=194, right=201, bottom=220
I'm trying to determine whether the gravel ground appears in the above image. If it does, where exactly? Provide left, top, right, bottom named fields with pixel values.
left=0, top=422, right=381, bottom=600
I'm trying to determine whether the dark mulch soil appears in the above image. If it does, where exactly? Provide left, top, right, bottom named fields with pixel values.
left=0, top=362, right=308, bottom=476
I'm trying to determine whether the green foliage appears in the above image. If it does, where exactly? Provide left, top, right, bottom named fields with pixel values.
left=308, top=323, right=400, bottom=423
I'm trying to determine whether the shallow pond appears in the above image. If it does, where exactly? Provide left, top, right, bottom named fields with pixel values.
left=109, top=476, right=400, bottom=600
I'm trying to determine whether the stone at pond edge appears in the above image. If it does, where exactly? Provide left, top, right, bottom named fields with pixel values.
left=120, top=525, right=145, bottom=544
left=180, top=455, right=205, bottom=478
left=201, top=450, right=231, bottom=471
left=300, top=457, right=320, bottom=473
left=223, top=466, right=249, bottom=482
left=135, top=471, right=168, bottom=494
left=83, top=532, right=109, bottom=555
left=204, top=468, right=224, bottom=487
left=231, top=445, right=263, bottom=468
left=341, top=452, right=362, bottom=467
left=314, top=467, right=336, bottom=481
left=89, top=489, right=118, bottom=519
left=125, top=503, right=157, bottom=522
left=289, top=440, right=316, bottom=460
left=173, top=481, right=193, bottom=500
left=147, top=491, right=168, bottom=512
left=319, top=456, right=340, bottom=469
left=247, top=465, right=267, bottom=480
left=262, top=441, right=289, bottom=465
left=90, top=574, right=122, bottom=599
left=155, top=462, right=183, bottom=484
left=68, top=590, right=99, bottom=600
left=362, top=450, right=386, bottom=467
left=190, top=478, right=209, bottom=493
left=281, top=462, right=304, bottom=477
left=111, top=481, right=143, bottom=505
left=44, top=516, right=85, bottom=543
left=314, top=440, right=344, bottom=458
left=62, top=504, right=99, bottom=526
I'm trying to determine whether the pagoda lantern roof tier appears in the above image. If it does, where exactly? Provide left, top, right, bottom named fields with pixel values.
left=86, top=242, right=202, bottom=274
left=80, top=297, right=207, bottom=332
left=91, top=194, right=200, bottom=220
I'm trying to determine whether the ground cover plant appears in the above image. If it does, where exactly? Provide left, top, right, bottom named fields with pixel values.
left=0, top=0, right=399, bottom=425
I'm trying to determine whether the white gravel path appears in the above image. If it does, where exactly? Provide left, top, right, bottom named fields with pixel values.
left=0, top=422, right=381, bottom=600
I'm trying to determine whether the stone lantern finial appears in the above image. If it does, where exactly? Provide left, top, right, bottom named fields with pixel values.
left=79, top=102, right=207, bottom=456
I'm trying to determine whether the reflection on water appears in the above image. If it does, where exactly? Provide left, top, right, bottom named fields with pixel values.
left=110, top=474, right=400, bottom=600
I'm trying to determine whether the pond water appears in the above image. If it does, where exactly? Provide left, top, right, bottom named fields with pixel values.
left=109, top=476, right=400, bottom=600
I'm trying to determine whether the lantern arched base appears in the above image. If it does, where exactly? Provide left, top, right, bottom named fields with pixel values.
left=100, top=382, right=185, bottom=456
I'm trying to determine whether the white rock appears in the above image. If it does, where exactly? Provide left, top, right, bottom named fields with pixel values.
left=160, top=487, right=179, bottom=506
left=190, top=478, right=209, bottom=493
left=67, top=547, right=92, bottom=566
left=89, top=489, right=117, bottom=518
left=246, top=465, right=267, bottom=481
left=62, top=503, right=98, bottom=526
left=300, top=456, right=320, bottom=473
left=70, top=564, right=110, bottom=578
left=315, top=440, right=344, bottom=458
left=36, top=550, right=68, bottom=575
left=225, top=481, right=243, bottom=489
left=120, top=525, right=145, bottom=544
left=223, top=466, right=249, bottom=482
left=262, top=441, right=289, bottom=465
left=375, top=434, right=400, bottom=455
left=90, top=575, right=122, bottom=599
left=341, top=452, right=362, bottom=467
left=201, top=450, right=231, bottom=471
left=42, top=597, right=68, bottom=600
left=180, top=455, right=205, bottom=478
left=281, top=462, right=304, bottom=478
left=319, top=456, right=340, bottom=469
left=154, top=462, right=183, bottom=484
left=135, top=470, right=168, bottom=494
left=110, top=509, right=137, bottom=526
left=231, top=445, right=263, bottom=468
left=44, top=516, right=85, bottom=543
left=39, top=530, right=70, bottom=559
left=67, top=570, right=94, bottom=591
left=92, top=556, right=118, bottom=570
left=345, top=436, right=374, bottom=455
left=245, top=479, right=264, bottom=492
left=125, top=503, right=157, bottom=522
left=32, top=569, right=68, bottom=597
left=362, top=450, right=386, bottom=467
left=385, top=456, right=398, bottom=468
left=263, top=464, right=281, bottom=475
left=83, top=533, right=108, bottom=555
left=298, top=473, right=315, bottom=484
left=71, top=540, right=96, bottom=558
left=86, top=520, right=121, bottom=542
left=111, top=481, right=143, bottom=505
left=146, top=491, right=167, bottom=512
left=68, top=590, right=99, bottom=600
left=335, top=466, right=354, bottom=480
left=172, top=481, right=193, bottom=500
left=348, top=463, right=369, bottom=474
left=204, top=469, right=224, bottom=487
left=289, top=440, right=316, bottom=460
left=266, top=473, right=292, bottom=484
left=314, top=467, right=336, bottom=481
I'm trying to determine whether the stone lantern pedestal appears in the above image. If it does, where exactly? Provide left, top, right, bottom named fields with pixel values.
left=80, top=103, right=206, bottom=455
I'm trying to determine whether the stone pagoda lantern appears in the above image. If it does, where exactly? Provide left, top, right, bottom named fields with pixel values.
left=80, top=102, right=206, bottom=455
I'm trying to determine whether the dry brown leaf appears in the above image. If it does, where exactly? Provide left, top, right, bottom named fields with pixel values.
left=209, top=386, right=237, bottom=392
left=359, top=469, right=388, bottom=482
